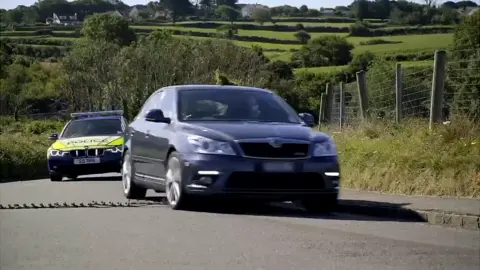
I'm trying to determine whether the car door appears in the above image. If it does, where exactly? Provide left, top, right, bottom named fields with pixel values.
left=146, top=88, right=176, bottom=180
left=129, top=93, right=157, bottom=177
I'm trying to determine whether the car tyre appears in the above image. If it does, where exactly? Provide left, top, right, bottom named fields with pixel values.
left=122, top=150, right=147, bottom=199
left=301, top=194, right=338, bottom=214
left=165, top=152, right=194, bottom=210
left=50, top=173, right=62, bottom=182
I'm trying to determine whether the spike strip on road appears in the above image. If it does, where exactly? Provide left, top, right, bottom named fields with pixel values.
left=0, top=199, right=167, bottom=210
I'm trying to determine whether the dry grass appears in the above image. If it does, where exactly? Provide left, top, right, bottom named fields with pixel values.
left=322, top=117, right=480, bottom=198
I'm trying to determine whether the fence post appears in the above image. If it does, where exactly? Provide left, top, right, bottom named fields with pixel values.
left=325, top=83, right=334, bottom=123
left=339, top=82, right=345, bottom=128
left=318, top=93, right=325, bottom=130
left=429, top=50, right=447, bottom=130
left=395, top=63, right=403, bottom=123
left=356, top=70, right=368, bottom=121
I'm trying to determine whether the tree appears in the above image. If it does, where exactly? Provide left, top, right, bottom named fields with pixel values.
left=442, top=1, right=459, bottom=9
left=424, top=0, right=437, bottom=8
left=292, top=35, right=354, bottom=67
left=81, top=13, right=136, bottom=46
left=299, top=5, right=309, bottom=15
left=22, top=8, right=40, bottom=24
left=451, top=10, right=480, bottom=117
left=354, top=0, right=369, bottom=21
left=294, top=30, right=311, bottom=44
left=216, top=24, right=238, bottom=39
left=251, top=7, right=271, bottom=26
left=456, top=1, right=478, bottom=8
left=215, top=5, right=239, bottom=24
left=216, top=0, right=237, bottom=7
left=306, top=9, right=320, bottom=17
left=160, top=0, right=194, bottom=22
left=376, top=0, right=391, bottom=20
left=348, top=51, right=376, bottom=72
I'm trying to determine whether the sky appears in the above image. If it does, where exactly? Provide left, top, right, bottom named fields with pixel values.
left=0, top=0, right=445, bottom=11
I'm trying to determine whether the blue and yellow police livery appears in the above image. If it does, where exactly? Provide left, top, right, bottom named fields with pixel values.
left=47, top=110, right=127, bottom=182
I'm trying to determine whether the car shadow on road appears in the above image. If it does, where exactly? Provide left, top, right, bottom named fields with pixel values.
left=65, top=176, right=122, bottom=182
left=142, top=196, right=426, bottom=223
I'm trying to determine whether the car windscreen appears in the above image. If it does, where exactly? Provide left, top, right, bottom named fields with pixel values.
left=178, top=89, right=301, bottom=124
left=61, top=118, right=123, bottom=138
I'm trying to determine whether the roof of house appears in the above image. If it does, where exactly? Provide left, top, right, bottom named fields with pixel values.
left=54, top=13, right=78, bottom=22
left=468, top=7, right=479, bottom=15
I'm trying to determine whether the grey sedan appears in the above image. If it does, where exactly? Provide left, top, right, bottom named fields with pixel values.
left=122, top=85, right=340, bottom=213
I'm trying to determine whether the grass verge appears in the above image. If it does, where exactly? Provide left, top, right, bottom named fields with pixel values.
left=0, top=117, right=64, bottom=181
left=1, top=117, right=478, bottom=198
left=323, top=117, right=480, bottom=198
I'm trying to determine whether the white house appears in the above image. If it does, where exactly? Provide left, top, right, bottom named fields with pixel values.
left=46, top=13, right=80, bottom=25
left=320, top=8, right=335, bottom=16
left=110, top=10, right=124, bottom=17
left=240, top=4, right=267, bottom=18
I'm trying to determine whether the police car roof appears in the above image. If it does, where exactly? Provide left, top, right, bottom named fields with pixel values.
left=72, top=115, right=122, bottom=122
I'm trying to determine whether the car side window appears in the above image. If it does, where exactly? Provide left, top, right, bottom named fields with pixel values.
left=135, top=91, right=161, bottom=120
left=158, top=89, right=175, bottom=119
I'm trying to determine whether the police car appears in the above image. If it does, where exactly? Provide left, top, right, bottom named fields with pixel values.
left=47, top=110, right=127, bottom=182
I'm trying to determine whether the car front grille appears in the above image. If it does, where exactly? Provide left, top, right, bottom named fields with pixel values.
left=70, top=149, right=105, bottom=157
left=238, top=142, right=310, bottom=159
left=225, top=172, right=324, bottom=192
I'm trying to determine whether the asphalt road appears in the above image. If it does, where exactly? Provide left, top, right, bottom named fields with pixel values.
left=1, top=174, right=479, bottom=270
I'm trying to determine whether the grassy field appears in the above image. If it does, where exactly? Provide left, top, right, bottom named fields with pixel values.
left=1, top=21, right=454, bottom=73
left=294, top=60, right=435, bottom=74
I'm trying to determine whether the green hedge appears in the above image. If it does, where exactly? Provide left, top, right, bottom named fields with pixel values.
left=0, top=118, right=65, bottom=181
left=135, top=22, right=454, bottom=36
left=1, top=37, right=73, bottom=46
left=9, top=44, right=68, bottom=59
left=349, top=23, right=454, bottom=37
left=1, top=29, right=81, bottom=38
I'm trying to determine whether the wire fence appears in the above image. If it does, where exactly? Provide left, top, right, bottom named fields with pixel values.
left=325, top=48, right=479, bottom=127
left=445, top=48, right=480, bottom=120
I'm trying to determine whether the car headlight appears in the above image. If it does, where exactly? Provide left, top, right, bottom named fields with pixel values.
left=313, top=139, right=337, bottom=157
left=186, top=135, right=235, bottom=155
left=49, top=149, right=68, bottom=157
left=106, top=146, right=123, bottom=153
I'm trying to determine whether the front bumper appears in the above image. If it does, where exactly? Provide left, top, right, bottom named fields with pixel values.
left=47, top=152, right=123, bottom=176
left=179, top=153, right=340, bottom=200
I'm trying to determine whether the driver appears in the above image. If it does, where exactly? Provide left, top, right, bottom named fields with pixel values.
left=226, top=95, right=260, bottom=119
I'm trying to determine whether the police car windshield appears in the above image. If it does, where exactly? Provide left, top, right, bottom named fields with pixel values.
left=61, top=119, right=123, bottom=139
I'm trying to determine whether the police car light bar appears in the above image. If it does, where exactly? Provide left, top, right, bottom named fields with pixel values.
left=70, top=110, right=124, bottom=119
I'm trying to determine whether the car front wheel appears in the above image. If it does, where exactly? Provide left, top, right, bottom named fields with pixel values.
left=165, top=152, right=193, bottom=210
left=122, top=150, right=147, bottom=199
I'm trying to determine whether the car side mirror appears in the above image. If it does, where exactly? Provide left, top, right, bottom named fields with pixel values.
left=299, top=113, right=315, bottom=127
left=145, top=109, right=171, bottom=124
left=49, top=132, right=58, bottom=141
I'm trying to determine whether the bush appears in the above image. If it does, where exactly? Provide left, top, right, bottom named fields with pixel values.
left=9, top=44, right=68, bottom=59
left=294, top=30, right=311, bottom=44
left=359, top=38, right=402, bottom=45
left=348, top=51, right=376, bottom=72
left=295, top=23, right=305, bottom=30
left=1, top=37, right=73, bottom=46
left=0, top=117, right=65, bottom=181
left=292, top=35, right=354, bottom=68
